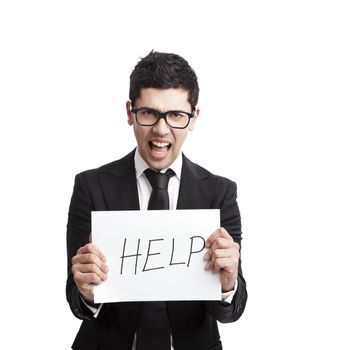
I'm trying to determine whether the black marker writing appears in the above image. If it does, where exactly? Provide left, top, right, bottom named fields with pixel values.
left=142, top=238, right=165, bottom=272
left=187, top=236, right=205, bottom=267
left=120, top=238, right=141, bottom=275
left=169, top=238, right=186, bottom=266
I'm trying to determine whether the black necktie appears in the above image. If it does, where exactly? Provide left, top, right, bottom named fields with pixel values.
left=144, top=168, right=175, bottom=210
left=136, top=168, right=175, bottom=350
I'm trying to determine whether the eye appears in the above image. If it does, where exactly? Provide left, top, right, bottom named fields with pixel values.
left=168, top=111, right=185, bottom=119
left=140, top=109, right=158, bottom=118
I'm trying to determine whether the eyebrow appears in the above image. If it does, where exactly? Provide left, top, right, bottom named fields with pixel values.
left=136, top=106, right=159, bottom=111
left=136, top=106, right=191, bottom=113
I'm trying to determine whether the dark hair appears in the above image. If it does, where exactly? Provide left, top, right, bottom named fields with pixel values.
left=129, top=51, right=199, bottom=111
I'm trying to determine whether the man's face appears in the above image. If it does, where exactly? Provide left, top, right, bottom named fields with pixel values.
left=127, top=88, right=199, bottom=171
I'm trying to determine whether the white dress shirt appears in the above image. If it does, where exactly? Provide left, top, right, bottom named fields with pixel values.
left=82, top=149, right=238, bottom=349
left=134, top=148, right=182, bottom=211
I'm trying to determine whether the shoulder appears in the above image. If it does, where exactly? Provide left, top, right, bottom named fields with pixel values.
left=182, top=154, right=237, bottom=190
left=75, top=150, right=135, bottom=180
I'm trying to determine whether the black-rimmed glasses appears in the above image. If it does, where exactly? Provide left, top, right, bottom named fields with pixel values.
left=131, top=107, right=194, bottom=129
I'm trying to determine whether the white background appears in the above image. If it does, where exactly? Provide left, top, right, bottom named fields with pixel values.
left=1, top=1, right=349, bottom=349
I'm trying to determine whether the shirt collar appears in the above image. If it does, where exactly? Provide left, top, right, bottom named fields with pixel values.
left=134, top=148, right=182, bottom=180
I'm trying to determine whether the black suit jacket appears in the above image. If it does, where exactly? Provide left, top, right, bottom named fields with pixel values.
left=66, top=150, right=247, bottom=350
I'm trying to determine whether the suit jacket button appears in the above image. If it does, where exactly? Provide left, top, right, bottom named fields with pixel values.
left=131, top=308, right=139, bottom=316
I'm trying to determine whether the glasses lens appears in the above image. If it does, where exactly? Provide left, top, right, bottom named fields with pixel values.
left=166, top=112, right=190, bottom=128
left=136, top=109, right=159, bottom=126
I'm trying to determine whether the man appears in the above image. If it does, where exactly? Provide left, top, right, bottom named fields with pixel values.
left=66, top=51, right=247, bottom=350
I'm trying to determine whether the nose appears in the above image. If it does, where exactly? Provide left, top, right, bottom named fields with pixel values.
left=152, top=117, right=170, bottom=136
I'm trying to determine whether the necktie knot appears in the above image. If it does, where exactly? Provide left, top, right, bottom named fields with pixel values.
left=143, top=168, right=175, bottom=211
left=144, top=168, right=175, bottom=191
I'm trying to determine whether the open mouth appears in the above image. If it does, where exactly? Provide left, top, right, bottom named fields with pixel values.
left=148, top=141, right=171, bottom=159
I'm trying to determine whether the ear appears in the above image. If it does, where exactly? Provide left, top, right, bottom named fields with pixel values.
left=126, top=101, right=133, bottom=126
left=189, top=107, right=200, bottom=131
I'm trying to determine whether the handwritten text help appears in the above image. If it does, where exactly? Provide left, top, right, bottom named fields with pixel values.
left=92, top=210, right=221, bottom=303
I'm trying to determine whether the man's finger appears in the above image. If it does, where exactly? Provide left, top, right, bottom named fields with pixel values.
left=204, top=260, right=214, bottom=272
left=211, top=237, right=235, bottom=251
left=211, top=248, right=234, bottom=259
left=213, top=258, right=236, bottom=273
left=206, top=227, right=232, bottom=247
left=203, top=249, right=212, bottom=261
left=73, top=252, right=107, bottom=272
left=75, top=271, right=104, bottom=286
left=74, top=263, right=108, bottom=280
left=77, top=243, right=106, bottom=262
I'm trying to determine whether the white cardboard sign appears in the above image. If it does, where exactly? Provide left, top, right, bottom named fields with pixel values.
left=92, top=209, right=221, bottom=303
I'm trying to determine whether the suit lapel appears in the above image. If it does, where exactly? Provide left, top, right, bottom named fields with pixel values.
left=98, top=150, right=140, bottom=211
left=177, top=154, right=211, bottom=209
left=97, top=151, right=211, bottom=211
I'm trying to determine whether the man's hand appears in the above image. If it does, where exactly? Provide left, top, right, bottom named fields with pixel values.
left=71, top=234, right=108, bottom=304
left=204, top=227, right=240, bottom=293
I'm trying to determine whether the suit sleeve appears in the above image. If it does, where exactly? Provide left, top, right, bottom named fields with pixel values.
left=205, top=178, right=248, bottom=323
left=66, top=173, right=107, bottom=321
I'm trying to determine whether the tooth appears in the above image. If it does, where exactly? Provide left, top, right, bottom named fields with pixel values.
left=152, top=141, right=169, bottom=147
